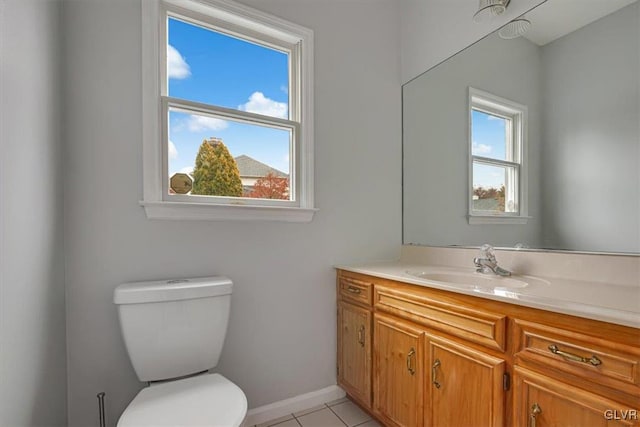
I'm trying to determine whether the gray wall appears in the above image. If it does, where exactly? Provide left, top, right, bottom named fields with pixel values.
left=399, top=0, right=545, bottom=83
left=403, top=33, right=543, bottom=248
left=540, top=2, right=640, bottom=253
left=61, top=0, right=401, bottom=425
left=0, top=0, right=68, bottom=425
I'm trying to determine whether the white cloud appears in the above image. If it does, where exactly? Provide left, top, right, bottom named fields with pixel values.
left=472, top=141, right=492, bottom=155
left=238, top=92, right=288, bottom=119
left=168, top=140, right=178, bottom=160
left=280, top=85, right=289, bottom=94
left=167, top=45, right=191, bottom=79
left=187, top=115, right=229, bottom=132
left=180, top=166, right=194, bottom=175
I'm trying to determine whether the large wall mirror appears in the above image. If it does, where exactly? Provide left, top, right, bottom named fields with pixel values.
left=403, top=0, right=639, bottom=254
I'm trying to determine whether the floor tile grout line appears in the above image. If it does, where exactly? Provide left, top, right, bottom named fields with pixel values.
left=262, top=399, right=357, bottom=427
left=293, top=403, right=348, bottom=427
left=292, top=403, right=332, bottom=422
left=260, top=413, right=296, bottom=427
left=329, top=399, right=374, bottom=427
left=326, top=403, right=349, bottom=426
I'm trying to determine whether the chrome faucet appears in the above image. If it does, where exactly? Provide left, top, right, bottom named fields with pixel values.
left=473, top=244, right=511, bottom=276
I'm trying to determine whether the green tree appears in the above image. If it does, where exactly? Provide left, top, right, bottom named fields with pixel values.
left=191, top=138, right=243, bottom=197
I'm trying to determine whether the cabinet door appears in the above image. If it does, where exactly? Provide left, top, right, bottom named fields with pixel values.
left=373, top=313, right=425, bottom=427
left=513, top=367, right=640, bottom=427
left=338, top=301, right=372, bottom=407
left=427, top=335, right=505, bottom=427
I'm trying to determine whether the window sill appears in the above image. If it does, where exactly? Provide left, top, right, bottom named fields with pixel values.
left=468, top=215, right=531, bottom=225
left=140, top=201, right=317, bottom=222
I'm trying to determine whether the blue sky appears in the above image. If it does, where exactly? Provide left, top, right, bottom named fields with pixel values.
left=471, top=109, right=507, bottom=189
left=167, top=17, right=291, bottom=176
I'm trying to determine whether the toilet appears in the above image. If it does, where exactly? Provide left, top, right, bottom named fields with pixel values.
left=113, top=276, right=247, bottom=426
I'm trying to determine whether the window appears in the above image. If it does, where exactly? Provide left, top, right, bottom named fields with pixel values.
left=468, top=88, right=528, bottom=224
left=141, top=0, right=315, bottom=221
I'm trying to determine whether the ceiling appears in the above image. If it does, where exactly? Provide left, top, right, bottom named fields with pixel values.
left=523, top=0, right=637, bottom=45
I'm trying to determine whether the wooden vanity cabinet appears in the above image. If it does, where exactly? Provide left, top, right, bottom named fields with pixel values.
left=338, top=301, right=372, bottom=407
left=337, top=269, right=640, bottom=427
left=337, top=272, right=374, bottom=408
left=427, top=335, right=505, bottom=427
left=374, top=280, right=508, bottom=427
left=373, top=313, right=425, bottom=427
left=513, top=367, right=639, bottom=427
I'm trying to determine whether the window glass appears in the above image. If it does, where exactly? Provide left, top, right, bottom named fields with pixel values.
left=471, top=109, right=508, bottom=161
left=168, top=109, right=292, bottom=200
left=167, top=16, right=290, bottom=119
left=472, top=162, right=518, bottom=213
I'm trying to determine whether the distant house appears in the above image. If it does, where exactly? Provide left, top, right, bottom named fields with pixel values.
left=234, top=155, right=288, bottom=193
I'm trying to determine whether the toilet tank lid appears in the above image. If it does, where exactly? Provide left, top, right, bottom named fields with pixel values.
left=114, top=276, right=232, bottom=305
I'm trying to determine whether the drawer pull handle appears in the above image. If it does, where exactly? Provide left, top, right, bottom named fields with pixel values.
left=407, top=348, right=416, bottom=375
left=432, top=358, right=441, bottom=388
left=358, top=325, right=365, bottom=347
left=529, top=403, right=542, bottom=427
left=548, top=345, right=602, bottom=366
left=346, top=286, right=361, bottom=294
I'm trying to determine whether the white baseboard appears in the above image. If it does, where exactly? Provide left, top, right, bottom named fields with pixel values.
left=242, top=385, right=346, bottom=426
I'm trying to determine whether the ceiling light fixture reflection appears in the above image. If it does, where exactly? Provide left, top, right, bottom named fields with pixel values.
left=473, top=0, right=510, bottom=23
left=498, top=17, right=532, bottom=39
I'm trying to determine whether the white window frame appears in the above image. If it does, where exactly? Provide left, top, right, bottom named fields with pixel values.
left=140, top=0, right=315, bottom=222
left=468, top=87, right=529, bottom=225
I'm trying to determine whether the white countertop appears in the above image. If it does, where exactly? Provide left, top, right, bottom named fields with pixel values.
left=336, top=262, right=640, bottom=328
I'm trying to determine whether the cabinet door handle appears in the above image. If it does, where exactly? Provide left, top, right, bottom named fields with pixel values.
left=346, top=286, right=361, bottom=294
left=529, top=403, right=542, bottom=427
left=406, top=348, right=416, bottom=375
left=432, top=359, right=441, bottom=388
left=548, top=345, right=602, bottom=366
left=357, top=325, right=365, bottom=347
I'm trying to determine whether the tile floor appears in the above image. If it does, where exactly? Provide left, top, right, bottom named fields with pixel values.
left=252, top=397, right=381, bottom=427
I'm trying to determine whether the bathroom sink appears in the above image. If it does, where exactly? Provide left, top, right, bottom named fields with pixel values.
left=406, top=271, right=529, bottom=289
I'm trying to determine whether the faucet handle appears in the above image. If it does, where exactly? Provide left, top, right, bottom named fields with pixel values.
left=478, top=244, right=496, bottom=262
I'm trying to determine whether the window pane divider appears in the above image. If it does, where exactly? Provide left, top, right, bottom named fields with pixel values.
left=472, top=156, right=520, bottom=169
left=164, top=97, right=298, bottom=129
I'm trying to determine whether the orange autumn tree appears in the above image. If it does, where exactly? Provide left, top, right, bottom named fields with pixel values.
left=248, top=172, right=289, bottom=200
left=473, top=185, right=506, bottom=211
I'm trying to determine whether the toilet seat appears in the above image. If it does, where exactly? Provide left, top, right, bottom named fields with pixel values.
left=117, top=373, right=247, bottom=427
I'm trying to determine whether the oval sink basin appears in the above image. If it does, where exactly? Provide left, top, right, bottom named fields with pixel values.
left=407, top=271, right=529, bottom=289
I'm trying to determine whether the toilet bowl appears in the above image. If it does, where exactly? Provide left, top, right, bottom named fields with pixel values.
left=114, top=277, right=247, bottom=426
left=118, top=373, right=247, bottom=427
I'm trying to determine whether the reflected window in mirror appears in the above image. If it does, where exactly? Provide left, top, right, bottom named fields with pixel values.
left=468, top=88, right=528, bottom=224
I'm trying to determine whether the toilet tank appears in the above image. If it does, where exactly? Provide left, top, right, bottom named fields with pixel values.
left=114, top=277, right=233, bottom=382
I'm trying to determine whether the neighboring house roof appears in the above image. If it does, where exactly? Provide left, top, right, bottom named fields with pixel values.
left=234, top=155, right=288, bottom=178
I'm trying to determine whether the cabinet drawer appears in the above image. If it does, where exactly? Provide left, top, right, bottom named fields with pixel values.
left=339, top=276, right=373, bottom=306
left=514, top=319, right=640, bottom=390
left=513, top=366, right=640, bottom=427
left=374, top=285, right=506, bottom=351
